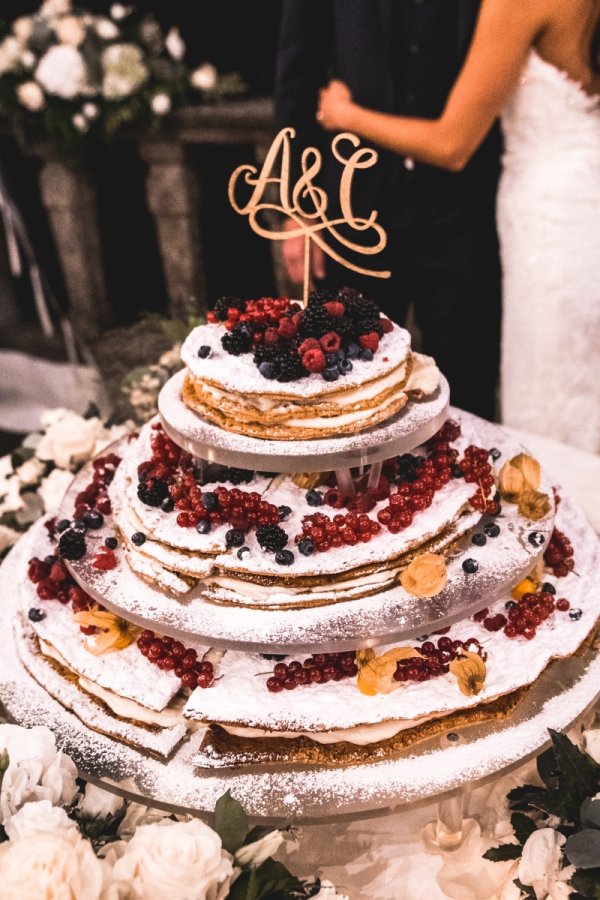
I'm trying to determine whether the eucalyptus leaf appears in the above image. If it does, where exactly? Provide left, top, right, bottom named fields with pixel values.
left=566, top=829, right=600, bottom=869
left=213, top=790, right=248, bottom=854
left=569, top=866, right=600, bottom=899
left=581, top=799, right=600, bottom=831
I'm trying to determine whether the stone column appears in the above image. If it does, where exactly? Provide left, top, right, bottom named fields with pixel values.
left=139, top=139, right=206, bottom=319
left=36, top=154, right=111, bottom=341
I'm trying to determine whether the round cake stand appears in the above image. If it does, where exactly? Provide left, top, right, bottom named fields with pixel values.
left=2, top=529, right=599, bottom=826
left=158, top=370, right=450, bottom=474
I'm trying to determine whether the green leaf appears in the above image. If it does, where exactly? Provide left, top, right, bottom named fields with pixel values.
left=255, top=859, right=306, bottom=899
left=537, top=746, right=560, bottom=790
left=565, top=829, right=600, bottom=870
left=549, top=730, right=600, bottom=815
left=513, top=879, right=536, bottom=898
left=581, top=799, right=600, bottom=831
left=511, top=812, right=537, bottom=846
left=508, top=784, right=549, bottom=812
left=569, top=866, right=600, bottom=899
left=243, top=825, right=282, bottom=845
left=213, top=790, right=248, bottom=854
left=483, top=844, right=523, bottom=862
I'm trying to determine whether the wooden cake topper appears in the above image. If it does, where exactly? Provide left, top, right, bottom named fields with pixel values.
left=228, top=127, right=391, bottom=305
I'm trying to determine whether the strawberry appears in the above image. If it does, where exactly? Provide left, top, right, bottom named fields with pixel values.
left=298, top=337, right=321, bottom=356
left=302, top=348, right=326, bottom=373
left=359, top=332, right=379, bottom=352
left=380, top=318, right=394, bottom=334
left=319, top=332, right=342, bottom=353
left=324, top=301, right=345, bottom=317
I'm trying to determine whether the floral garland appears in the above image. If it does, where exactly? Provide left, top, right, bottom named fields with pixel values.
left=0, top=1, right=243, bottom=152
left=0, top=723, right=346, bottom=899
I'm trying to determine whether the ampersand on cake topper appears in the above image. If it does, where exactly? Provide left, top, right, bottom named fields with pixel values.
left=228, top=126, right=391, bottom=305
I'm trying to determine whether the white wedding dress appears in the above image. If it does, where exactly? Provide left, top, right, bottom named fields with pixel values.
left=497, top=51, right=600, bottom=453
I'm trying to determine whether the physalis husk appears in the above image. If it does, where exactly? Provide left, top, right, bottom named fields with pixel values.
left=73, top=610, right=140, bottom=655
left=400, top=552, right=447, bottom=598
left=356, top=647, right=423, bottom=696
left=449, top=650, right=487, bottom=697
left=498, top=453, right=549, bottom=521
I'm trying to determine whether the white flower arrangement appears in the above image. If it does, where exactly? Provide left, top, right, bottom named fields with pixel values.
left=0, top=3, right=240, bottom=150
left=0, top=725, right=328, bottom=899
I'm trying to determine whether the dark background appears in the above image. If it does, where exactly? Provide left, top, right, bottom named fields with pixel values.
left=0, top=1, right=282, bottom=328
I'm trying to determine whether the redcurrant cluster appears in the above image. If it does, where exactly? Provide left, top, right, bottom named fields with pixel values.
left=208, top=296, right=296, bottom=337
left=136, top=631, right=214, bottom=689
left=459, top=445, right=498, bottom=515
left=266, top=652, right=358, bottom=692
left=503, top=591, right=558, bottom=640
left=173, top=484, right=280, bottom=531
left=295, top=511, right=381, bottom=552
left=323, top=474, right=391, bottom=514
left=73, top=452, right=121, bottom=520
left=137, top=423, right=189, bottom=487
left=394, top=637, right=486, bottom=683
left=543, top=529, right=575, bottom=577
left=27, top=556, right=96, bottom=631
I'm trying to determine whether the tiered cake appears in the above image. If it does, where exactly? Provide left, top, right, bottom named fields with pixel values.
left=9, top=289, right=600, bottom=784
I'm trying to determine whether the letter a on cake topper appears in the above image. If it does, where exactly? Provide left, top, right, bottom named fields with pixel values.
left=228, top=127, right=391, bottom=305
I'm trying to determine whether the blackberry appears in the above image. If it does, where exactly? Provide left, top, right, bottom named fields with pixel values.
left=222, top=323, right=253, bottom=356
left=336, top=286, right=362, bottom=304
left=298, top=302, right=332, bottom=339
left=137, top=478, right=169, bottom=507
left=224, top=467, right=253, bottom=485
left=308, top=288, right=334, bottom=305
left=213, top=295, right=245, bottom=321
left=346, top=293, right=381, bottom=322
left=335, top=316, right=359, bottom=344
left=256, top=524, right=289, bottom=552
left=275, top=352, right=304, bottom=383
left=58, top=529, right=87, bottom=561
left=360, top=316, right=384, bottom=337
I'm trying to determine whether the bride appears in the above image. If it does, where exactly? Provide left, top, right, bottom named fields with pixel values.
left=317, top=0, right=600, bottom=453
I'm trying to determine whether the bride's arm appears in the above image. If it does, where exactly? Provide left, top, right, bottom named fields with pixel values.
left=318, top=0, right=548, bottom=171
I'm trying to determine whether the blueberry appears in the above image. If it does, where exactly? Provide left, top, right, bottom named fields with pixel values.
left=542, top=582, right=556, bottom=595
left=484, top=522, right=500, bottom=538
left=197, top=345, right=212, bottom=359
left=260, top=653, right=287, bottom=661
left=161, top=497, right=174, bottom=513
left=258, top=361, right=276, bottom=380
left=28, top=608, right=45, bottom=622
left=56, top=519, right=71, bottom=533
left=323, top=366, right=339, bottom=382
left=336, top=349, right=346, bottom=362
left=346, top=343, right=360, bottom=360
left=447, top=732, right=459, bottom=743
left=278, top=505, right=292, bottom=522
left=451, top=465, right=464, bottom=479
left=44, top=555, right=57, bottom=565
left=471, top=533, right=487, bottom=547
left=275, top=549, right=295, bottom=566
left=237, top=545, right=250, bottom=560
left=462, top=558, right=479, bottom=574
left=306, top=490, right=324, bottom=507
left=225, top=528, right=245, bottom=548
left=83, top=510, right=104, bottom=530
left=491, top=503, right=502, bottom=517
left=72, top=518, right=87, bottom=533
left=104, top=536, right=118, bottom=550
left=338, top=359, right=353, bottom=375
left=325, top=353, right=338, bottom=367
left=569, top=608, right=583, bottom=621
left=528, top=531, right=545, bottom=548
left=196, top=520, right=211, bottom=535
left=298, top=538, right=316, bottom=556
left=489, top=448, right=502, bottom=461
left=505, top=600, right=517, bottom=611
left=131, top=532, right=146, bottom=546
left=360, top=348, right=374, bottom=362
left=202, top=492, right=218, bottom=511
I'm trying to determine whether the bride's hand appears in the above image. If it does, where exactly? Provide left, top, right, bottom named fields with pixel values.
left=317, top=80, right=354, bottom=131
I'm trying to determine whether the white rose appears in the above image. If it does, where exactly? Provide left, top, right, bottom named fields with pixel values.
left=102, top=43, right=148, bottom=100
left=0, top=523, right=20, bottom=555
left=0, top=472, right=23, bottom=514
left=93, top=423, right=130, bottom=457
left=110, top=4, right=130, bottom=21
left=35, top=45, right=88, bottom=99
left=21, top=49, right=37, bottom=70
left=36, top=411, right=107, bottom=469
left=117, top=801, right=174, bottom=838
left=73, top=111, right=89, bottom=132
left=54, top=14, right=86, bottom=47
left=165, top=27, right=185, bottom=62
left=111, top=819, right=235, bottom=900
left=16, top=456, right=45, bottom=485
left=312, top=880, right=350, bottom=900
left=151, top=93, right=172, bottom=116
left=235, top=829, right=284, bottom=868
left=0, top=724, right=78, bottom=822
left=5, top=799, right=75, bottom=841
left=13, top=17, right=34, bottom=43
left=38, top=467, right=75, bottom=514
left=83, top=101, right=99, bottom=119
left=0, top=827, right=110, bottom=900
left=0, top=36, right=22, bottom=75
left=519, top=829, right=576, bottom=899
left=96, top=18, right=119, bottom=41
left=190, top=63, right=217, bottom=92
left=78, top=782, right=124, bottom=820
left=40, top=407, right=69, bottom=428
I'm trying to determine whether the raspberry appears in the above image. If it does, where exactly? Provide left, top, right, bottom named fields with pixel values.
left=297, top=338, right=320, bottom=356
left=302, top=348, right=326, bottom=373
left=323, top=301, right=345, bottom=317
left=277, top=317, right=297, bottom=339
left=264, top=327, right=280, bottom=346
left=359, top=332, right=379, bottom=352
left=319, top=332, right=341, bottom=353
left=380, top=318, right=394, bottom=334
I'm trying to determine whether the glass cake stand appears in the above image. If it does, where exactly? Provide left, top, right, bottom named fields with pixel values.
left=2, top=522, right=600, bottom=827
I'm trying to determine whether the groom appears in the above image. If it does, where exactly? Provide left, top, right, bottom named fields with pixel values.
left=275, top=0, right=502, bottom=420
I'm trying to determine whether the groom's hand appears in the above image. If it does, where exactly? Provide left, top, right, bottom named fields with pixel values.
left=282, top=218, right=326, bottom=285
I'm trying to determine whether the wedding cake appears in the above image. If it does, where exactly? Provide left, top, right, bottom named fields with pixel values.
left=12, top=289, right=600, bottom=776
